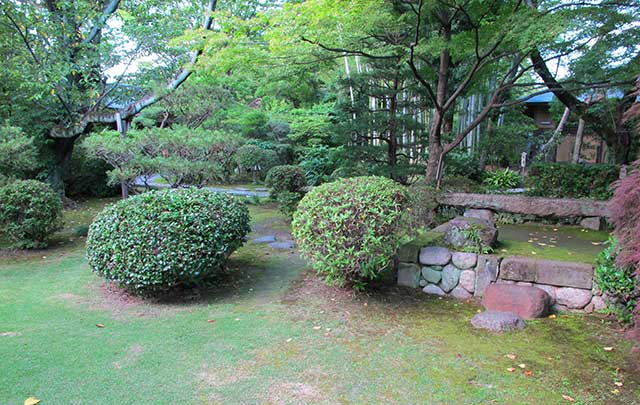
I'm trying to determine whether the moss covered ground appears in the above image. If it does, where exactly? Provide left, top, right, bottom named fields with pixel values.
left=1, top=199, right=638, bottom=403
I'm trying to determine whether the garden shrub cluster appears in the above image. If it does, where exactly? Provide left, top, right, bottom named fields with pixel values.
left=594, top=237, right=638, bottom=324
left=265, top=165, right=307, bottom=217
left=292, top=176, right=408, bottom=288
left=526, top=163, right=619, bottom=200
left=0, top=180, right=62, bottom=248
left=483, top=168, right=522, bottom=191
left=86, top=188, right=250, bottom=293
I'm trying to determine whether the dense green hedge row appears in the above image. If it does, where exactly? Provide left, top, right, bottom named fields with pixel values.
left=526, top=163, right=619, bottom=200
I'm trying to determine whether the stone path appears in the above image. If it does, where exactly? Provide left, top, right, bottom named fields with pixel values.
left=133, top=175, right=269, bottom=198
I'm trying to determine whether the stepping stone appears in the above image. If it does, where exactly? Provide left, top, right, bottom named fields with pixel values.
left=471, top=310, right=526, bottom=332
left=268, top=241, right=296, bottom=250
left=252, top=235, right=277, bottom=244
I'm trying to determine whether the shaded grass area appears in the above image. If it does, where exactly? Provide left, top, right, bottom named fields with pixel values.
left=1, top=200, right=639, bottom=403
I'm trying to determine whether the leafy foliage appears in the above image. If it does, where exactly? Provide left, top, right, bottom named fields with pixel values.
left=609, top=162, right=640, bottom=275
left=483, top=168, right=522, bottom=191
left=527, top=163, right=619, bottom=200
left=0, top=124, right=39, bottom=184
left=0, top=180, right=62, bottom=248
left=64, top=145, right=119, bottom=198
left=404, top=179, right=439, bottom=232
left=265, top=165, right=307, bottom=217
left=292, top=176, right=407, bottom=288
left=595, top=237, right=638, bottom=324
left=86, top=188, right=250, bottom=294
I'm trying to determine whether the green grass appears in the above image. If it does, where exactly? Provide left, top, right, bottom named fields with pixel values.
left=1, top=199, right=639, bottom=403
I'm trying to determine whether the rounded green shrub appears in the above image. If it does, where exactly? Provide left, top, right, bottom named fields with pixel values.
left=292, top=176, right=408, bottom=288
left=265, top=165, right=306, bottom=196
left=0, top=180, right=62, bottom=249
left=86, top=188, right=251, bottom=293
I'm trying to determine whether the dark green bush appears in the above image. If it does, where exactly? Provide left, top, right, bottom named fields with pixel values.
left=594, top=237, right=638, bottom=324
left=527, top=163, right=619, bottom=200
left=266, top=165, right=306, bottom=217
left=405, top=179, right=439, bottom=231
left=0, top=180, right=62, bottom=248
left=292, top=176, right=408, bottom=288
left=86, top=188, right=250, bottom=293
left=64, top=146, right=119, bottom=198
left=265, top=165, right=306, bottom=196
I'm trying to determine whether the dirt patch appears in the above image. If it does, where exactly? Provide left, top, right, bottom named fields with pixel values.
left=267, top=382, right=322, bottom=403
left=282, top=270, right=356, bottom=306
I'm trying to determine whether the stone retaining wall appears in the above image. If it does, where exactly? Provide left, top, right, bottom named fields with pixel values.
left=397, top=245, right=606, bottom=313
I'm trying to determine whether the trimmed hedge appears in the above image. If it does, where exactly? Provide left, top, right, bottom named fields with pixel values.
left=265, top=165, right=306, bottom=196
left=86, top=188, right=250, bottom=293
left=0, top=180, right=62, bottom=248
left=292, top=176, right=408, bottom=288
left=527, top=163, right=619, bottom=200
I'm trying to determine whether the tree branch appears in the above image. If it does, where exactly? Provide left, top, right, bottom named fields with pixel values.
left=82, top=0, right=121, bottom=45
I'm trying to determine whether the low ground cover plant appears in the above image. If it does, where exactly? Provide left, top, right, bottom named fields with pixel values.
left=594, top=237, right=638, bottom=324
left=86, top=188, right=250, bottom=294
left=483, top=168, right=521, bottom=191
left=292, top=176, right=407, bottom=289
left=0, top=180, right=62, bottom=248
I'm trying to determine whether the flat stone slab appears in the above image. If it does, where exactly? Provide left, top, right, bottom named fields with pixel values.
left=252, top=235, right=277, bottom=244
left=483, top=284, right=550, bottom=319
left=437, top=192, right=610, bottom=218
left=464, top=209, right=495, bottom=222
left=500, top=256, right=593, bottom=289
left=471, top=311, right=526, bottom=332
left=268, top=241, right=296, bottom=250
left=419, top=247, right=451, bottom=266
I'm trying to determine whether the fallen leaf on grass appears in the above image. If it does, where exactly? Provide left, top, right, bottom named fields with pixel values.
left=604, top=347, right=614, bottom=352
left=96, top=323, right=105, bottom=328
left=562, top=394, right=575, bottom=402
left=524, top=370, right=533, bottom=377
left=24, top=398, right=40, bottom=405
left=505, top=354, right=517, bottom=360
left=518, top=363, right=526, bottom=369
left=286, top=338, right=292, bottom=343
left=507, top=368, right=516, bottom=372
left=207, top=319, right=215, bottom=323
left=614, top=381, right=623, bottom=387
left=611, top=389, right=620, bottom=395
left=312, top=326, right=321, bottom=330
left=548, top=314, right=557, bottom=319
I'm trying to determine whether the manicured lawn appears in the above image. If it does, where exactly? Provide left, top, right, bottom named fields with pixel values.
left=1, top=199, right=639, bottom=403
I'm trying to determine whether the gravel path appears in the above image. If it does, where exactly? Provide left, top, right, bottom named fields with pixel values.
left=133, top=175, right=270, bottom=198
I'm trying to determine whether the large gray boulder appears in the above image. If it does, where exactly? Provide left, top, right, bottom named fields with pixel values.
left=452, top=252, right=478, bottom=269
left=419, top=246, right=451, bottom=266
left=421, top=267, right=442, bottom=284
left=439, top=264, right=460, bottom=293
left=474, top=255, right=501, bottom=297
left=471, top=311, right=526, bottom=332
left=555, top=287, right=592, bottom=309
left=443, top=216, right=498, bottom=250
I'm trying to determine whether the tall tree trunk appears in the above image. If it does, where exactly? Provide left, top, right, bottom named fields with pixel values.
left=388, top=74, right=399, bottom=180
left=46, top=137, right=77, bottom=197
left=572, top=118, right=585, bottom=163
